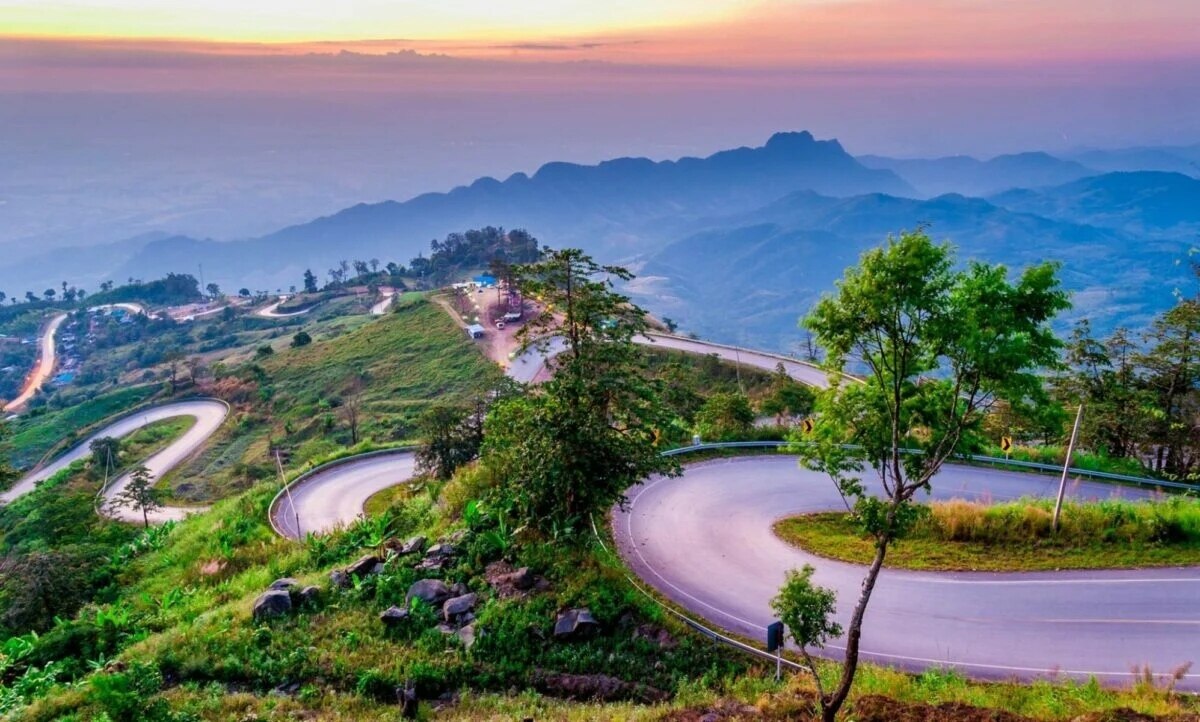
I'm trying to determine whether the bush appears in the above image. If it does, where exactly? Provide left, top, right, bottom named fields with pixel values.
left=694, top=392, right=755, bottom=440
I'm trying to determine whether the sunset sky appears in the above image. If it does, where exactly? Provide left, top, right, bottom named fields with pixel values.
left=3, top=1, right=1199, bottom=254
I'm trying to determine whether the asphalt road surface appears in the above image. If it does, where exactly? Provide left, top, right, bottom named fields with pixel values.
left=254, top=298, right=313, bottom=318
left=614, top=454, right=1200, bottom=689
left=506, top=332, right=832, bottom=387
left=4, top=313, right=68, bottom=412
left=1, top=398, right=228, bottom=523
left=271, top=451, right=418, bottom=539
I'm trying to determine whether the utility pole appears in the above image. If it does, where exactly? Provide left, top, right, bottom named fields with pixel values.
left=275, top=449, right=301, bottom=538
left=1052, top=403, right=1084, bottom=532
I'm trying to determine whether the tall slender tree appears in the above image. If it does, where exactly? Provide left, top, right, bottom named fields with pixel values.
left=790, top=230, right=1067, bottom=721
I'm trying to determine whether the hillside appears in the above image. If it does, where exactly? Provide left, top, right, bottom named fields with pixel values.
left=989, top=171, right=1200, bottom=234
left=634, top=191, right=1190, bottom=351
left=107, top=132, right=910, bottom=292
left=858, top=151, right=1096, bottom=197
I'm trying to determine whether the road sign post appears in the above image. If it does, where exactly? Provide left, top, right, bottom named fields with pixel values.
left=766, top=620, right=784, bottom=681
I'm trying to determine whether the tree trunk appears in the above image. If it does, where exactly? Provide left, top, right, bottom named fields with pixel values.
left=822, top=533, right=890, bottom=722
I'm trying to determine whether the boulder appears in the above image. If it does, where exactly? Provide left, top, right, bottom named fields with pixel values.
left=406, top=578, right=451, bottom=607
left=252, top=589, right=292, bottom=620
left=425, top=543, right=455, bottom=558
left=269, top=577, right=299, bottom=591
left=553, top=608, right=600, bottom=640
left=632, top=623, right=677, bottom=649
left=457, top=623, right=479, bottom=650
left=347, top=553, right=382, bottom=577
left=329, top=569, right=350, bottom=589
left=443, top=593, right=477, bottom=621
left=504, top=567, right=536, bottom=591
left=380, top=606, right=409, bottom=627
left=399, top=536, right=426, bottom=555
left=297, top=586, right=321, bottom=605
left=449, top=582, right=470, bottom=597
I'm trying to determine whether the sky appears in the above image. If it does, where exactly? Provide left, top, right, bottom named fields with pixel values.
left=1, top=0, right=1199, bottom=253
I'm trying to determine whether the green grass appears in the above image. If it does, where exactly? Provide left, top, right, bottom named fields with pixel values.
left=7, top=385, right=161, bottom=472
left=775, top=497, right=1200, bottom=572
left=978, top=443, right=1153, bottom=478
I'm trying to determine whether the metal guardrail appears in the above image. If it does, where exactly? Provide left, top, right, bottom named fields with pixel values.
left=662, top=440, right=1200, bottom=494
left=267, top=445, right=419, bottom=539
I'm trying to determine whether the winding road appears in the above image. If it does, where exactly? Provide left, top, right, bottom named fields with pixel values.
left=614, top=455, right=1200, bottom=690
left=506, top=332, right=831, bottom=387
left=254, top=297, right=315, bottom=319
left=9, top=304, right=1196, bottom=689
left=1, top=398, right=228, bottom=523
left=4, top=313, right=69, bottom=412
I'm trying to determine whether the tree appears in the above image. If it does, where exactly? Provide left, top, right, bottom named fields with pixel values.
left=24, top=291, right=36, bottom=304
left=760, top=363, right=817, bottom=424
left=205, top=282, right=221, bottom=298
left=108, top=464, right=162, bottom=527
left=238, top=288, right=251, bottom=298
left=481, top=249, right=678, bottom=535
left=0, top=291, right=7, bottom=305
left=43, top=289, right=55, bottom=301
left=771, top=565, right=842, bottom=702
left=694, top=391, right=755, bottom=440
left=291, top=330, right=312, bottom=348
left=1138, top=299, right=1200, bottom=475
left=793, top=230, right=1067, bottom=721
left=303, top=269, right=319, bottom=294
left=89, top=436, right=121, bottom=478
left=338, top=375, right=365, bottom=445
left=416, top=401, right=487, bottom=480
left=662, top=317, right=678, bottom=333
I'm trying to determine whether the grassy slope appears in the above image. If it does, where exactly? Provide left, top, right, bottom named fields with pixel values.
left=159, top=296, right=502, bottom=502
left=775, top=497, right=1200, bottom=572
left=7, top=385, right=161, bottom=471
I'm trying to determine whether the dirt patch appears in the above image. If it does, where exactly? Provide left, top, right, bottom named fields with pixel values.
left=854, top=695, right=1034, bottom=722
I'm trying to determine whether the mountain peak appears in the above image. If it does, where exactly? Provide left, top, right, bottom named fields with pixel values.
left=764, top=130, right=818, bottom=151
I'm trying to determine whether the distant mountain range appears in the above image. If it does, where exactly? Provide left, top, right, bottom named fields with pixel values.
left=1, top=131, right=1197, bottom=351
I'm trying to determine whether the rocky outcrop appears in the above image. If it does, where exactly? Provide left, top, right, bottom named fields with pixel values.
left=406, top=579, right=451, bottom=607
left=346, top=553, right=382, bottom=578
left=553, top=608, right=600, bottom=640
left=380, top=605, right=410, bottom=627
left=252, top=589, right=293, bottom=620
left=269, top=577, right=299, bottom=591
left=443, top=593, right=477, bottom=622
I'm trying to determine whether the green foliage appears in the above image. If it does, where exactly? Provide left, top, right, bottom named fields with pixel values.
left=794, top=229, right=1069, bottom=721
left=771, top=565, right=841, bottom=651
left=415, top=401, right=485, bottom=481
left=482, top=249, right=679, bottom=536
left=8, top=386, right=158, bottom=471
left=694, top=392, right=755, bottom=440
left=85, top=273, right=201, bottom=308
left=290, top=330, right=312, bottom=348
left=107, top=465, right=163, bottom=528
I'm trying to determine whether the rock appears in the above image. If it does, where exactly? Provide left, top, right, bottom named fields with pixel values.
left=449, top=582, right=470, bottom=597
left=297, top=586, right=320, bottom=605
left=252, top=589, right=292, bottom=620
left=506, top=567, right=536, bottom=591
left=457, top=623, right=479, bottom=650
left=396, top=685, right=418, bottom=719
left=380, top=606, right=409, bottom=627
left=406, top=578, right=451, bottom=607
left=443, top=593, right=477, bottom=621
left=553, top=608, right=600, bottom=640
left=632, top=623, right=677, bottom=649
left=269, top=577, right=299, bottom=591
left=347, top=553, right=382, bottom=577
left=425, top=543, right=455, bottom=558
left=443, top=529, right=467, bottom=544
left=399, top=536, right=426, bottom=555
left=485, top=561, right=544, bottom=598
left=531, top=669, right=667, bottom=703
left=329, top=569, right=350, bottom=589
left=435, top=623, right=457, bottom=635
left=415, top=556, right=448, bottom=572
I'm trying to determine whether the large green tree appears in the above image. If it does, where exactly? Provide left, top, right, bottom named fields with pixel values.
left=481, top=249, right=678, bottom=535
left=791, top=230, right=1068, bottom=721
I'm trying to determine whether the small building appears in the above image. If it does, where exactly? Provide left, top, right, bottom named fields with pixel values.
left=466, top=324, right=486, bottom=339
left=472, top=274, right=497, bottom=287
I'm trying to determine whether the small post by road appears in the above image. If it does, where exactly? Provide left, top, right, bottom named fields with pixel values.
left=1052, top=403, right=1084, bottom=532
left=766, top=620, right=784, bottom=682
